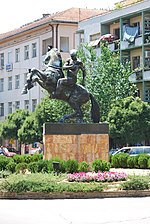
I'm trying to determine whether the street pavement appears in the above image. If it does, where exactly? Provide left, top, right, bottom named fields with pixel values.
left=0, top=197, right=150, bottom=224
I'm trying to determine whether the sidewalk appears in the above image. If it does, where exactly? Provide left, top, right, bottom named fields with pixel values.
left=110, top=168, right=150, bottom=176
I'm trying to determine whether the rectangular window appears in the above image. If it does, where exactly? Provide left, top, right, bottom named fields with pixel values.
left=15, top=74, right=20, bottom=89
left=32, top=43, right=37, bottom=58
left=8, top=76, right=12, bottom=90
left=90, top=33, right=100, bottom=41
left=133, top=56, right=140, bottom=69
left=0, top=103, right=4, bottom=116
left=113, top=28, right=120, bottom=39
left=15, top=48, right=20, bottom=62
left=24, top=73, right=28, bottom=84
left=24, top=45, right=29, bottom=60
left=24, top=100, right=29, bottom=110
left=0, top=53, right=4, bottom=69
left=60, top=37, right=69, bottom=52
left=15, top=101, right=20, bottom=110
left=42, top=38, right=52, bottom=55
left=8, top=51, right=12, bottom=63
left=8, top=102, right=12, bottom=114
left=32, top=99, right=37, bottom=112
left=0, top=78, right=4, bottom=92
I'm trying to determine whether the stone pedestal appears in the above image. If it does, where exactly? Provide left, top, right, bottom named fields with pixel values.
left=43, top=123, right=109, bottom=163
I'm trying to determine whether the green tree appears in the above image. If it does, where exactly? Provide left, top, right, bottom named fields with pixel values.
left=78, top=43, right=136, bottom=121
left=1, top=109, right=30, bottom=151
left=108, top=96, right=150, bottom=146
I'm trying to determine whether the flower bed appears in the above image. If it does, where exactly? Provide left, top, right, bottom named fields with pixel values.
left=67, top=171, right=128, bottom=182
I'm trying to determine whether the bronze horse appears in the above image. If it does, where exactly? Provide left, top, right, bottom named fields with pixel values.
left=21, top=48, right=100, bottom=123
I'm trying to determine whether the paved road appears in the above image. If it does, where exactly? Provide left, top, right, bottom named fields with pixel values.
left=0, top=197, right=150, bottom=224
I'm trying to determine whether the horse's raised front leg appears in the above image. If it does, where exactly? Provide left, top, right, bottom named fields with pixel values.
left=21, top=71, right=34, bottom=94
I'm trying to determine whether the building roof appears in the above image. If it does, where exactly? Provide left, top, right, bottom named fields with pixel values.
left=0, top=7, right=108, bottom=41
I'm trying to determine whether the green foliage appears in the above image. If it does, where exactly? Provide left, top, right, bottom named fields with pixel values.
left=78, top=43, right=136, bottom=121
left=27, top=162, right=38, bottom=173
left=127, top=156, right=139, bottom=169
left=65, top=159, right=78, bottom=173
left=108, top=96, right=150, bottom=146
left=1, top=173, right=104, bottom=193
left=138, top=154, right=150, bottom=169
left=111, top=153, right=129, bottom=168
left=121, top=176, right=149, bottom=190
left=78, top=161, right=90, bottom=172
left=0, top=156, right=11, bottom=171
left=15, top=163, right=28, bottom=173
left=148, top=158, right=150, bottom=168
left=6, top=160, right=17, bottom=173
left=1, top=109, right=30, bottom=140
left=92, top=159, right=110, bottom=172
left=13, top=155, right=24, bottom=164
left=18, top=113, right=40, bottom=144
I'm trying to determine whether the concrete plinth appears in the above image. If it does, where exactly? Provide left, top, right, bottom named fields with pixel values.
left=43, top=123, right=109, bottom=163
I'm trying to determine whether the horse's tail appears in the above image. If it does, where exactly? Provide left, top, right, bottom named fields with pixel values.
left=90, top=93, right=100, bottom=123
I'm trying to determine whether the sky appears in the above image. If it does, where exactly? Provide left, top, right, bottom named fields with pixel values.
left=0, top=0, right=119, bottom=34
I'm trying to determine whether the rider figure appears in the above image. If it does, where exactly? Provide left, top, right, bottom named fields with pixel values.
left=55, top=49, right=86, bottom=96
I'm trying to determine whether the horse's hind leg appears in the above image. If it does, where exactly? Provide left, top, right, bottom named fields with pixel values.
left=59, top=103, right=83, bottom=123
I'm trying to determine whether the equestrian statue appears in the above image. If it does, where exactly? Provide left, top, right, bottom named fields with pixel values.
left=21, top=47, right=100, bottom=123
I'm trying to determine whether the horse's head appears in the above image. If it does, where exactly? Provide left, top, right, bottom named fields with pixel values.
left=44, top=48, right=62, bottom=68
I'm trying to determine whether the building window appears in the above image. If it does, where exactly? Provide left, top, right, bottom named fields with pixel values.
left=0, top=78, right=4, bottom=92
left=60, top=37, right=69, bottom=52
left=24, top=100, right=29, bottom=110
left=15, top=48, right=20, bottom=62
left=132, top=56, right=140, bottom=70
left=113, top=28, right=120, bottom=39
left=0, top=103, right=4, bottom=116
left=32, top=43, right=37, bottom=58
left=15, top=74, right=20, bottom=89
left=8, top=102, right=12, bottom=114
left=15, top=101, right=20, bottom=110
left=42, top=38, right=52, bottom=55
left=0, top=53, right=4, bottom=69
left=24, top=45, right=29, bottom=60
left=90, top=33, right=100, bottom=41
left=8, top=51, right=12, bottom=63
left=8, top=76, right=12, bottom=90
left=32, top=99, right=37, bottom=112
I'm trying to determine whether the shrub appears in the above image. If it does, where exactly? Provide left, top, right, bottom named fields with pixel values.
left=13, top=155, right=24, bottom=164
left=27, top=162, right=38, bottom=173
left=92, top=159, right=110, bottom=172
left=127, top=156, right=135, bottom=168
left=65, top=159, right=78, bottom=173
left=0, top=156, right=11, bottom=171
left=121, top=177, right=149, bottom=190
left=15, top=163, right=28, bottom=173
left=148, top=158, right=150, bottom=168
left=6, top=160, right=17, bottom=173
left=31, top=154, right=43, bottom=162
left=36, top=160, right=50, bottom=173
left=138, top=154, right=150, bottom=169
left=51, top=158, right=66, bottom=173
left=22, top=155, right=32, bottom=164
left=111, top=153, right=129, bottom=168
left=78, top=161, right=90, bottom=172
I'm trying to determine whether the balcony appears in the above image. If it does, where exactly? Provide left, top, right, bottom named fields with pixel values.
left=108, top=40, right=120, bottom=52
left=129, top=70, right=143, bottom=83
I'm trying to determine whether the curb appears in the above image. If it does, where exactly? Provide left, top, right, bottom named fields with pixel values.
left=0, top=190, right=150, bottom=199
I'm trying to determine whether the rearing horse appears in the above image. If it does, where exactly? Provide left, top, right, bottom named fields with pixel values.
left=21, top=48, right=100, bottom=123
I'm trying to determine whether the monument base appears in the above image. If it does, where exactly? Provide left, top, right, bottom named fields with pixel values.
left=43, top=123, right=109, bottom=163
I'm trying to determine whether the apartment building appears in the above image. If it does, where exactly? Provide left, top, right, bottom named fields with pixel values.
left=0, top=7, right=107, bottom=121
left=77, top=0, right=150, bottom=103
